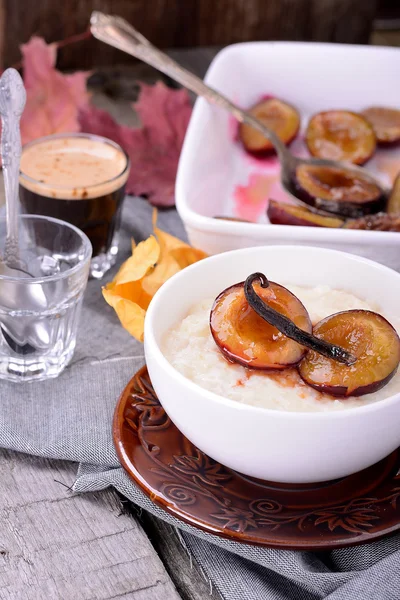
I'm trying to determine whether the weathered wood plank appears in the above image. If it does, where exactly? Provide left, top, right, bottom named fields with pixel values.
left=137, top=510, right=223, bottom=600
left=0, top=0, right=5, bottom=72
left=309, top=0, right=378, bottom=44
left=1, top=0, right=378, bottom=70
left=0, top=449, right=181, bottom=600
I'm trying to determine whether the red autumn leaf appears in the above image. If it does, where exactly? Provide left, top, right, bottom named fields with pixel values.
left=79, top=81, right=192, bottom=207
left=19, top=37, right=90, bottom=145
left=3, top=36, right=191, bottom=208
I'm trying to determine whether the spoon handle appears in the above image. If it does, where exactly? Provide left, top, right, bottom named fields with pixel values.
left=0, top=69, right=26, bottom=266
left=90, top=11, right=290, bottom=162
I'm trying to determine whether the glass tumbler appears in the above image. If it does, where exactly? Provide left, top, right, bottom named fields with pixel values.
left=0, top=215, right=92, bottom=382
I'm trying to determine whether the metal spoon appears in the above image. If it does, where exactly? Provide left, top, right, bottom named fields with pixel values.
left=0, top=68, right=27, bottom=273
left=89, top=11, right=387, bottom=212
left=0, top=69, right=49, bottom=354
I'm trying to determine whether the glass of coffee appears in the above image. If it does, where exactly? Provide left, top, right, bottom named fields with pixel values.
left=19, top=133, right=130, bottom=279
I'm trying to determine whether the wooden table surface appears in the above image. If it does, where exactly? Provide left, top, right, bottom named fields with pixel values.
left=1, top=37, right=398, bottom=599
left=0, top=449, right=221, bottom=600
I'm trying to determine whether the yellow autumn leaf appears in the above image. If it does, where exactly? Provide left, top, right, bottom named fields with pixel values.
left=102, top=283, right=120, bottom=310
left=106, top=295, right=147, bottom=342
left=104, top=280, right=153, bottom=311
left=141, top=254, right=181, bottom=297
left=102, top=209, right=208, bottom=342
left=170, top=246, right=208, bottom=269
left=114, top=235, right=159, bottom=285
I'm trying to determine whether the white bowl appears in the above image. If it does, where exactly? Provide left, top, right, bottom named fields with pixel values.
left=144, top=246, right=400, bottom=483
left=176, top=42, right=400, bottom=271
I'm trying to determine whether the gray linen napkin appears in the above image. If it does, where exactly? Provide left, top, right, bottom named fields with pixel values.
left=1, top=197, right=399, bottom=600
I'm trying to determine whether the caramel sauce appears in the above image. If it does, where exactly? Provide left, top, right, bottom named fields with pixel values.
left=234, top=366, right=304, bottom=390
left=233, top=365, right=338, bottom=401
left=248, top=367, right=303, bottom=389
left=307, top=111, right=375, bottom=164
left=234, top=370, right=251, bottom=387
left=211, top=281, right=311, bottom=370
left=305, top=165, right=380, bottom=202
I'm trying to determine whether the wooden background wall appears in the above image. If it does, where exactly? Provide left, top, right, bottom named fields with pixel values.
left=0, top=0, right=378, bottom=70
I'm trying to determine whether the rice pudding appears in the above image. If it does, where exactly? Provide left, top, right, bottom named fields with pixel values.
left=162, top=285, right=400, bottom=412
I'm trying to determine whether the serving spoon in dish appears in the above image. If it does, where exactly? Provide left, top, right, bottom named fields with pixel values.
left=90, top=11, right=388, bottom=219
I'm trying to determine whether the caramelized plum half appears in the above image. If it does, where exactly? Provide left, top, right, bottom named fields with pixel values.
left=239, top=98, right=300, bottom=155
left=387, top=173, right=400, bottom=215
left=362, top=107, right=400, bottom=145
left=267, top=199, right=345, bottom=228
left=299, top=310, right=400, bottom=397
left=293, top=164, right=385, bottom=218
left=306, top=111, right=376, bottom=165
left=210, top=281, right=312, bottom=370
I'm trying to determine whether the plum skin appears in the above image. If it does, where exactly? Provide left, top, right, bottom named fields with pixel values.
left=298, top=310, right=400, bottom=398
left=362, top=107, right=400, bottom=145
left=306, top=110, right=376, bottom=165
left=210, top=281, right=312, bottom=370
left=267, top=199, right=345, bottom=228
left=241, top=130, right=299, bottom=158
left=291, top=164, right=386, bottom=219
left=301, top=369, right=398, bottom=398
left=387, top=173, right=400, bottom=215
left=239, top=97, right=300, bottom=156
left=210, top=335, right=306, bottom=370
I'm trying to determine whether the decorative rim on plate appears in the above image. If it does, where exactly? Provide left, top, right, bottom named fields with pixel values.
left=113, top=366, right=400, bottom=550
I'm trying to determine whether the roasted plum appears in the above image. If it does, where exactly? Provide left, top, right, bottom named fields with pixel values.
left=267, top=199, right=345, bottom=228
left=387, top=173, right=400, bottom=215
left=210, top=280, right=312, bottom=370
left=306, top=110, right=376, bottom=165
left=362, top=107, right=400, bottom=145
left=293, top=164, right=386, bottom=218
left=244, top=273, right=355, bottom=366
left=299, top=310, right=400, bottom=397
left=239, top=98, right=300, bottom=155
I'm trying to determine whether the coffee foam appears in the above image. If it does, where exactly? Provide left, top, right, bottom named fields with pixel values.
left=20, top=136, right=129, bottom=200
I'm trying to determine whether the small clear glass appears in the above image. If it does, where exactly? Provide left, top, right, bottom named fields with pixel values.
left=0, top=215, right=92, bottom=382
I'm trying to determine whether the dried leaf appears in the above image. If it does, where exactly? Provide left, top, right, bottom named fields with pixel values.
left=102, top=211, right=207, bottom=341
left=143, top=213, right=206, bottom=296
left=103, top=293, right=147, bottom=343
left=114, top=235, right=159, bottom=285
left=141, top=259, right=180, bottom=298
left=170, top=246, right=208, bottom=269
left=79, top=81, right=192, bottom=207
left=20, top=37, right=90, bottom=145
left=102, top=236, right=160, bottom=341
left=12, top=37, right=190, bottom=208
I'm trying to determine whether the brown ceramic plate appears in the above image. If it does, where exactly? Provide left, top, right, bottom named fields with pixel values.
left=113, top=366, right=400, bottom=550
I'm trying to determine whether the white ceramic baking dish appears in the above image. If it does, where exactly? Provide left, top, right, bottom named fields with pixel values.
left=176, top=42, right=400, bottom=270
